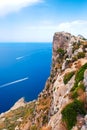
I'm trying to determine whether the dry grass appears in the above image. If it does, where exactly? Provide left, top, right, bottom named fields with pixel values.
left=37, top=97, right=51, bottom=112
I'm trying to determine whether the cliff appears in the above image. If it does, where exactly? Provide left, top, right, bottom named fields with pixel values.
left=0, top=32, right=87, bottom=130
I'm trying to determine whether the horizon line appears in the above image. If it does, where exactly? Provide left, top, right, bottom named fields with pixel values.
left=0, top=41, right=52, bottom=43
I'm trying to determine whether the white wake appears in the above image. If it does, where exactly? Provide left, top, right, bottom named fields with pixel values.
left=0, top=77, right=29, bottom=88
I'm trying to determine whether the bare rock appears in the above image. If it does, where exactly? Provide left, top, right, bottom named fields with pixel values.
left=11, top=98, right=26, bottom=110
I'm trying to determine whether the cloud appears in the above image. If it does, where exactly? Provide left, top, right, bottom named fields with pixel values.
left=0, top=77, right=29, bottom=88
left=57, top=20, right=87, bottom=37
left=25, top=20, right=87, bottom=32
left=0, top=20, right=87, bottom=42
left=28, top=20, right=87, bottom=40
left=0, top=0, right=42, bottom=16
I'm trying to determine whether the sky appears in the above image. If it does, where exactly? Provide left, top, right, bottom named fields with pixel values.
left=0, top=0, right=87, bottom=42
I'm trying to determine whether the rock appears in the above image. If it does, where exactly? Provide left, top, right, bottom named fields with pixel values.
left=84, top=115, right=87, bottom=125
left=81, top=125, right=86, bottom=130
left=17, top=118, right=23, bottom=122
left=78, top=34, right=86, bottom=40
left=84, top=70, right=87, bottom=88
left=53, top=32, right=71, bottom=66
left=11, top=98, right=26, bottom=110
left=77, top=115, right=84, bottom=129
left=62, top=60, right=66, bottom=70
left=15, top=126, right=19, bottom=130
left=72, top=126, right=78, bottom=130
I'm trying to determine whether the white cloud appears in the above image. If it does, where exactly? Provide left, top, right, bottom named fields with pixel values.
left=57, top=20, right=87, bottom=37
left=0, top=0, right=42, bottom=16
left=24, top=20, right=87, bottom=40
left=0, top=20, right=87, bottom=42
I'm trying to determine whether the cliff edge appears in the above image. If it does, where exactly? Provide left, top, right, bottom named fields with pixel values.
left=0, top=32, right=87, bottom=130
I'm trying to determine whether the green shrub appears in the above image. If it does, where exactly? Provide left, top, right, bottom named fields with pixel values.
left=57, top=48, right=65, bottom=57
left=72, top=42, right=80, bottom=53
left=42, top=115, right=48, bottom=125
left=72, top=91, right=78, bottom=99
left=78, top=82, right=85, bottom=91
left=72, top=56, right=78, bottom=62
left=63, top=71, right=75, bottom=84
left=77, top=52, right=85, bottom=59
left=61, top=99, right=86, bottom=130
left=75, top=63, right=87, bottom=83
left=71, top=82, right=78, bottom=91
left=71, top=63, right=87, bottom=99
left=71, top=82, right=85, bottom=99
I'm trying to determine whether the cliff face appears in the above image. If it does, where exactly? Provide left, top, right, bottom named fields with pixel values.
left=0, top=32, right=87, bottom=130
left=49, top=32, right=87, bottom=130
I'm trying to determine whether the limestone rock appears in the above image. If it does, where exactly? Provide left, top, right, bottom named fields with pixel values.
left=11, top=98, right=26, bottom=110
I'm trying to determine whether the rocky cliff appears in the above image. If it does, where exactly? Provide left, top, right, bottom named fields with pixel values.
left=0, top=32, right=87, bottom=130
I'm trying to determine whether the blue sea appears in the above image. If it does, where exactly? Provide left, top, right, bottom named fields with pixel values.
left=0, top=43, right=52, bottom=113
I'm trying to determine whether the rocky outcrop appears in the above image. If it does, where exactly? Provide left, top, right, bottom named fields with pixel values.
left=11, top=98, right=26, bottom=110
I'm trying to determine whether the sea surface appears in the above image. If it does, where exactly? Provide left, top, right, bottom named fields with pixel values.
left=0, top=43, right=52, bottom=113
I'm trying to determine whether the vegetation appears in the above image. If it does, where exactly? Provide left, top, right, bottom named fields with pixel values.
left=72, top=52, right=85, bottom=62
left=70, top=63, right=87, bottom=99
left=0, top=102, right=36, bottom=130
left=57, top=48, right=65, bottom=55
left=63, top=71, right=75, bottom=84
left=72, top=56, right=78, bottom=62
left=75, top=63, right=87, bottom=83
left=30, top=125, right=37, bottom=130
left=71, top=82, right=78, bottom=92
left=71, top=82, right=85, bottom=98
left=62, top=64, right=87, bottom=129
left=42, top=115, right=48, bottom=125
left=82, top=37, right=87, bottom=40
left=61, top=99, right=86, bottom=130
left=72, top=42, right=81, bottom=53
left=77, top=52, right=85, bottom=59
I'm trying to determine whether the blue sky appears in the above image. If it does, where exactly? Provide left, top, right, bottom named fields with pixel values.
left=0, top=0, right=87, bottom=42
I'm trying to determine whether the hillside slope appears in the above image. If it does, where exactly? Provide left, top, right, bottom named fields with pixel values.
left=0, top=32, right=87, bottom=130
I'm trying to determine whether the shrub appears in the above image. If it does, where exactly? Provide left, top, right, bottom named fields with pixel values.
left=57, top=48, right=66, bottom=57
left=77, top=52, right=85, bottom=59
left=61, top=99, right=86, bottom=130
left=72, top=56, right=78, bottom=62
left=75, top=63, right=87, bottom=83
left=42, top=115, right=48, bottom=125
left=78, top=82, right=85, bottom=91
left=72, top=42, right=80, bottom=53
left=63, top=71, right=75, bottom=84
left=71, top=82, right=85, bottom=99
left=72, top=91, right=78, bottom=99
left=71, top=63, right=87, bottom=99
left=71, top=82, right=78, bottom=91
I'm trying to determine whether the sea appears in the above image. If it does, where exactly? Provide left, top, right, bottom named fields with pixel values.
left=0, top=43, right=52, bottom=113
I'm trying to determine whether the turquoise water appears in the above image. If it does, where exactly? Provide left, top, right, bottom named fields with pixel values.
left=0, top=43, right=52, bottom=113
